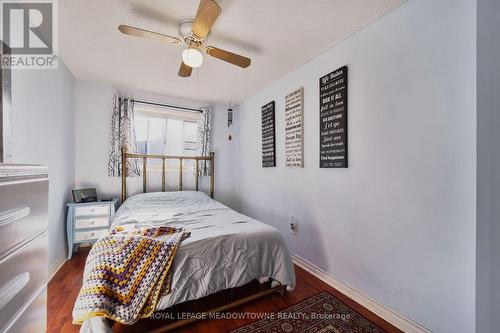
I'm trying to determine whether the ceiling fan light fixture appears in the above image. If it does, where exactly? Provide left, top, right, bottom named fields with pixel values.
left=119, top=0, right=251, bottom=78
left=182, top=48, right=203, bottom=68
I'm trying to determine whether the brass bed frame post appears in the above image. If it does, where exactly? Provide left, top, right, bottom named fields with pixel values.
left=121, top=147, right=127, bottom=203
left=120, top=151, right=216, bottom=200
left=209, top=152, right=215, bottom=199
left=162, top=158, right=166, bottom=192
left=143, top=157, right=147, bottom=193
left=195, top=160, right=199, bottom=191
left=179, top=158, right=183, bottom=191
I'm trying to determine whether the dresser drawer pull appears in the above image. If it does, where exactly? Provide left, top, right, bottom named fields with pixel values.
left=0, top=206, right=30, bottom=228
left=0, top=272, right=30, bottom=310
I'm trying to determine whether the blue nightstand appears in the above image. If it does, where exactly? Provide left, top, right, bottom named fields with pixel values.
left=66, top=199, right=118, bottom=259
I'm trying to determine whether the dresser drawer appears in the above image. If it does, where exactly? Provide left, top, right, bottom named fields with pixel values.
left=74, top=216, right=109, bottom=230
left=4, top=286, right=46, bottom=333
left=74, top=204, right=109, bottom=217
left=0, top=232, right=48, bottom=332
left=0, top=178, right=48, bottom=257
left=74, top=229, right=108, bottom=242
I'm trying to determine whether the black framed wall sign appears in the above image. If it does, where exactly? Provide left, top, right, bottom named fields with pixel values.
left=261, top=101, right=276, bottom=167
left=285, top=87, right=304, bottom=167
left=319, top=66, right=348, bottom=168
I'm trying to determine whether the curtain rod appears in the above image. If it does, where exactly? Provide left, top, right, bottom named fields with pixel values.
left=128, top=99, right=203, bottom=113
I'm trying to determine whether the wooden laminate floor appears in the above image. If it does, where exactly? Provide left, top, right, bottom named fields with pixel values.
left=48, top=248, right=402, bottom=333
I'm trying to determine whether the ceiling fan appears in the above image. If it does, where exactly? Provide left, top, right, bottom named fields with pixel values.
left=118, top=0, right=251, bottom=78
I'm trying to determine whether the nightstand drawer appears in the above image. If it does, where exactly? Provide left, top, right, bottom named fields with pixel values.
left=74, top=216, right=108, bottom=230
left=74, top=229, right=108, bottom=242
left=74, top=205, right=109, bottom=217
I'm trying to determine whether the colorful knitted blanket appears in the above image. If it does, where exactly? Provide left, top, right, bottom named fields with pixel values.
left=72, top=226, right=190, bottom=325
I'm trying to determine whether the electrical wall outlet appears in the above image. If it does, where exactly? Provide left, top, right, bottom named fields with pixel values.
left=290, top=216, right=298, bottom=234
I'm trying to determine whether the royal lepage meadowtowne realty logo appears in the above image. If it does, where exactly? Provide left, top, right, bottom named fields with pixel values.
left=1, top=0, right=58, bottom=69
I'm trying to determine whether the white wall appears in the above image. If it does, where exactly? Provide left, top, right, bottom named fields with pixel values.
left=476, top=0, right=500, bottom=332
left=212, top=103, right=240, bottom=210
left=74, top=80, right=239, bottom=210
left=237, top=0, right=476, bottom=332
left=11, top=63, right=76, bottom=268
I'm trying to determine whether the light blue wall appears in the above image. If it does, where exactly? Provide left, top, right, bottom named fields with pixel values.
left=237, top=0, right=476, bottom=332
left=476, top=0, right=500, bottom=332
left=11, top=62, right=76, bottom=269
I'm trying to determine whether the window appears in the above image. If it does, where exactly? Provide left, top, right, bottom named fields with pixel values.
left=134, top=106, right=198, bottom=171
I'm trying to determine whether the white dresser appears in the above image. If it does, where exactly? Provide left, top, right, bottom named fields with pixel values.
left=0, top=164, right=48, bottom=333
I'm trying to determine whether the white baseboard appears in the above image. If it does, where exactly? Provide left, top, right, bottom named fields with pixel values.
left=48, top=253, right=67, bottom=281
left=292, top=254, right=431, bottom=333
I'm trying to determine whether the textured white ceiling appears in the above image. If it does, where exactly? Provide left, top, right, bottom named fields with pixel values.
left=59, top=0, right=403, bottom=104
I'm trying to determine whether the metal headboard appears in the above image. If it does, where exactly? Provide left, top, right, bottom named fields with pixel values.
left=120, top=147, right=215, bottom=202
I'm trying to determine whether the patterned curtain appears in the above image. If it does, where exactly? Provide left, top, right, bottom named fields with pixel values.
left=196, top=108, right=212, bottom=176
left=107, top=96, right=141, bottom=177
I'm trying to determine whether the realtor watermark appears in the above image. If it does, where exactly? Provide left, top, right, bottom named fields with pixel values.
left=0, top=0, right=58, bottom=69
left=149, top=311, right=352, bottom=321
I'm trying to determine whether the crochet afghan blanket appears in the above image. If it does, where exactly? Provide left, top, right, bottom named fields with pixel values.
left=72, top=226, right=190, bottom=325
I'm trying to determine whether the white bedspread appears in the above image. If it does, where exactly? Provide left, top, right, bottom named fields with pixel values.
left=111, top=191, right=296, bottom=310
left=81, top=191, right=295, bottom=332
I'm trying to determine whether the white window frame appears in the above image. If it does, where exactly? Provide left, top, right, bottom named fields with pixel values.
left=134, top=106, right=199, bottom=172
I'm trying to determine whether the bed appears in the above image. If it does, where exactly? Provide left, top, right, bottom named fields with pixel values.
left=79, top=149, right=296, bottom=332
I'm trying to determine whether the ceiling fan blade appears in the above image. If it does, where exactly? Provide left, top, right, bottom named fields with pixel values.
left=205, top=46, right=251, bottom=68
left=178, top=62, right=193, bottom=77
left=192, top=0, right=221, bottom=38
left=118, top=25, right=183, bottom=45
